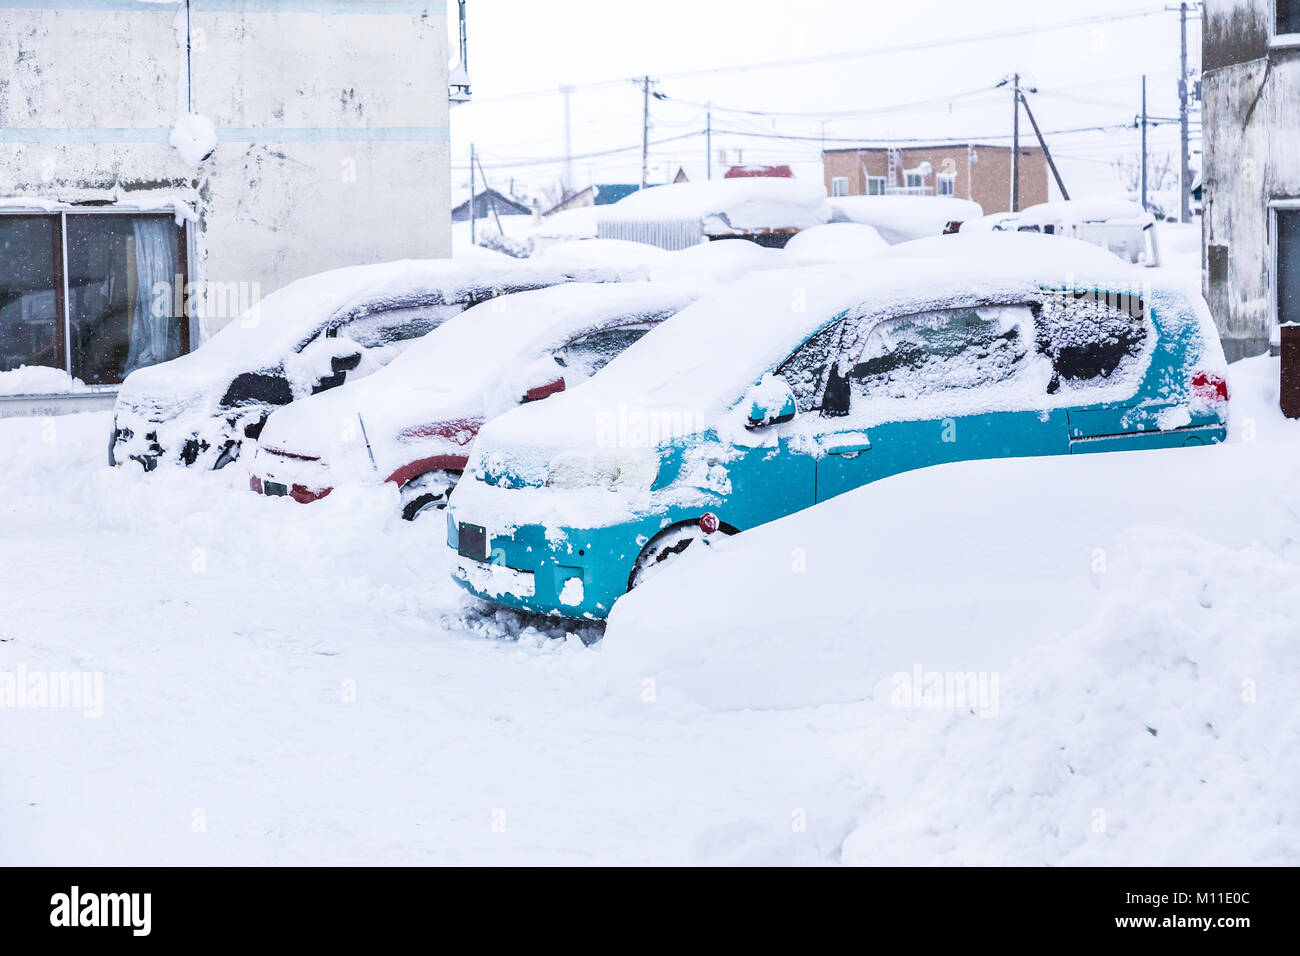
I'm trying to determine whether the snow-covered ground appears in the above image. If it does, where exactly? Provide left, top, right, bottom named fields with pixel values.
left=1, top=355, right=1295, bottom=864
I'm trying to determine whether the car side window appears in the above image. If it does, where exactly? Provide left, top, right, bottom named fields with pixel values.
left=554, top=321, right=657, bottom=381
left=331, top=303, right=463, bottom=349
left=1033, top=290, right=1148, bottom=391
left=776, top=320, right=847, bottom=413
left=821, top=305, right=1031, bottom=415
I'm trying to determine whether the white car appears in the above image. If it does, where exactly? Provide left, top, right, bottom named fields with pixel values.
left=248, top=280, right=711, bottom=518
left=110, top=256, right=649, bottom=471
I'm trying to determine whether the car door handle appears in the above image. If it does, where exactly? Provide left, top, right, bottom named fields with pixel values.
left=823, top=433, right=872, bottom=456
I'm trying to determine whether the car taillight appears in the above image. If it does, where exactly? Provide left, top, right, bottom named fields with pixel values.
left=1191, top=370, right=1229, bottom=403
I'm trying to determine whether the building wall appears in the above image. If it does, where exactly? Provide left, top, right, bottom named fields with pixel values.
left=1203, top=0, right=1300, bottom=359
left=823, top=145, right=1048, bottom=214
left=0, top=0, right=450, bottom=339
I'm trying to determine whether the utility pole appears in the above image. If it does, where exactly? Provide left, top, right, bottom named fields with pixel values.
left=1018, top=88, right=1070, bottom=200
left=640, top=75, right=651, bottom=190
left=1178, top=1, right=1192, bottom=223
left=469, top=142, right=476, bottom=246
left=706, top=103, right=712, bottom=180
left=1011, top=72, right=1021, bottom=212
left=560, top=84, right=573, bottom=198
left=1140, top=75, right=1149, bottom=212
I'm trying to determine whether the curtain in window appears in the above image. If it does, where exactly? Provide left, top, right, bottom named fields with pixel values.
left=124, top=217, right=180, bottom=376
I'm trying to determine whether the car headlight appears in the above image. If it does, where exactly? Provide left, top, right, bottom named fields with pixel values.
left=545, top=449, right=659, bottom=492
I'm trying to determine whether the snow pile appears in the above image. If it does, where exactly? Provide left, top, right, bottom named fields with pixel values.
left=169, top=112, right=217, bottom=166
left=600, top=179, right=830, bottom=231
left=1018, top=198, right=1151, bottom=228
left=829, top=196, right=983, bottom=243
left=0, top=365, right=89, bottom=397
left=783, top=222, right=889, bottom=264
left=655, top=238, right=788, bottom=282
left=596, top=357, right=1300, bottom=864
left=536, top=238, right=668, bottom=272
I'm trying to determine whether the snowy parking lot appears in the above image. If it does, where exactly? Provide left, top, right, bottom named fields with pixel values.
left=2, top=356, right=1298, bottom=866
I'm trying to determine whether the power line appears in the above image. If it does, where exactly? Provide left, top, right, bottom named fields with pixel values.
left=463, top=7, right=1168, bottom=105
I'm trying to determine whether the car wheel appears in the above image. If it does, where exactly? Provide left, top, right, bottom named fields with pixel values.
left=400, top=469, right=461, bottom=521
left=627, top=519, right=732, bottom=591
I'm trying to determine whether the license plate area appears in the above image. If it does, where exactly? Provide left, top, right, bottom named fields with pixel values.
left=264, top=481, right=288, bottom=497
left=458, top=522, right=488, bottom=561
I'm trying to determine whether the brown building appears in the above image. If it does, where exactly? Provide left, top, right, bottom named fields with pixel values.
left=822, top=144, right=1049, bottom=215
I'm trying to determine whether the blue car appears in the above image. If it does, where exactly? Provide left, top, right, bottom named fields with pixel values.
left=446, top=234, right=1230, bottom=620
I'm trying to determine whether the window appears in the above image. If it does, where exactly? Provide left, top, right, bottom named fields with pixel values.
left=0, top=211, right=187, bottom=386
left=831, top=176, right=850, bottom=197
left=1277, top=0, right=1300, bottom=37
left=1276, top=209, right=1300, bottom=327
left=332, top=303, right=462, bottom=349
left=1033, top=290, right=1148, bottom=388
left=937, top=173, right=956, bottom=197
left=777, top=320, right=846, bottom=412
left=0, top=216, right=61, bottom=375
left=830, top=306, right=1030, bottom=411
left=866, top=176, right=887, bottom=196
left=554, top=321, right=657, bottom=381
left=904, top=172, right=926, bottom=189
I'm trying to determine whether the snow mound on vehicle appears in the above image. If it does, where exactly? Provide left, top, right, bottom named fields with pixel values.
left=783, top=222, right=889, bottom=264
left=829, top=195, right=983, bottom=243
left=600, top=178, right=830, bottom=231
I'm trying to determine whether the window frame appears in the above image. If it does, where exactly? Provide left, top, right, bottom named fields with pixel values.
left=0, top=207, right=191, bottom=387
left=830, top=176, right=850, bottom=197
left=1274, top=0, right=1300, bottom=48
left=1270, top=200, right=1300, bottom=339
left=936, top=172, right=957, bottom=197
left=866, top=176, right=887, bottom=196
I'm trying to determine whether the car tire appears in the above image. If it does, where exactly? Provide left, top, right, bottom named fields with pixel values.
left=400, top=469, right=461, bottom=521
left=627, top=519, right=733, bottom=591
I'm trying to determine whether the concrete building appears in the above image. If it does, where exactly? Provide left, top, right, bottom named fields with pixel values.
left=822, top=144, right=1049, bottom=215
left=1202, top=0, right=1300, bottom=369
left=1, top=0, right=450, bottom=411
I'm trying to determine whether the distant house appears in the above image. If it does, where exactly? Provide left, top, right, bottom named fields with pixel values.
left=543, top=184, right=641, bottom=217
left=822, top=144, right=1048, bottom=215
left=724, top=165, right=794, bottom=179
left=452, top=188, right=532, bottom=223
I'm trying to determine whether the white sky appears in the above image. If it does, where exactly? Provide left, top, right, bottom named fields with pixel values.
left=448, top=0, right=1200, bottom=207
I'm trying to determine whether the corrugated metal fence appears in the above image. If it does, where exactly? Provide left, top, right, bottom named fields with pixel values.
left=598, top=218, right=704, bottom=251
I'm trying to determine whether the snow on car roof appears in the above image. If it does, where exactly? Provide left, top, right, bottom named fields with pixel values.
left=1017, top=199, right=1153, bottom=227
left=483, top=233, right=1150, bottom=446
left=119, top=256, right=652, bottom=400
left=783, top=222, right=890, bottom=264
left=598, top=178, right=830, bottom=230
left=655, top=239, right=789, bottom=282
left=535, top=238, right=669, bottom=272
left=828, top=195, right=984, bottom=243
left=257, top=279, right=712, bottom=457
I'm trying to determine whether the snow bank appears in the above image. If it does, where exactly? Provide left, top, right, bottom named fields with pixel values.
left=829, top=196, right=983, bottom=243
left=595, top=356, right=1300, bottom=864
left=600, top=179, right=830, bottom=231
left=783, top=222, right=890, bottom=264
left=0, top=365, right=89, bottom=397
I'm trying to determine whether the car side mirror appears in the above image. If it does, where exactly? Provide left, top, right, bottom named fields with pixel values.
left=523, top=376, right=565, bottom=403
left=744, top=373, right=797, bottom=428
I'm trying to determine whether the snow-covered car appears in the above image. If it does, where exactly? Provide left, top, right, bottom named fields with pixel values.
left=1005, top=200, right=1163, bottom=267
left=446, top=233, right=1230, bottom=620
left=248, top=280, right=711, bottom=518
left=829, top=196, right=984, bottom=243
left=109, top=257, right=649, bottom=471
